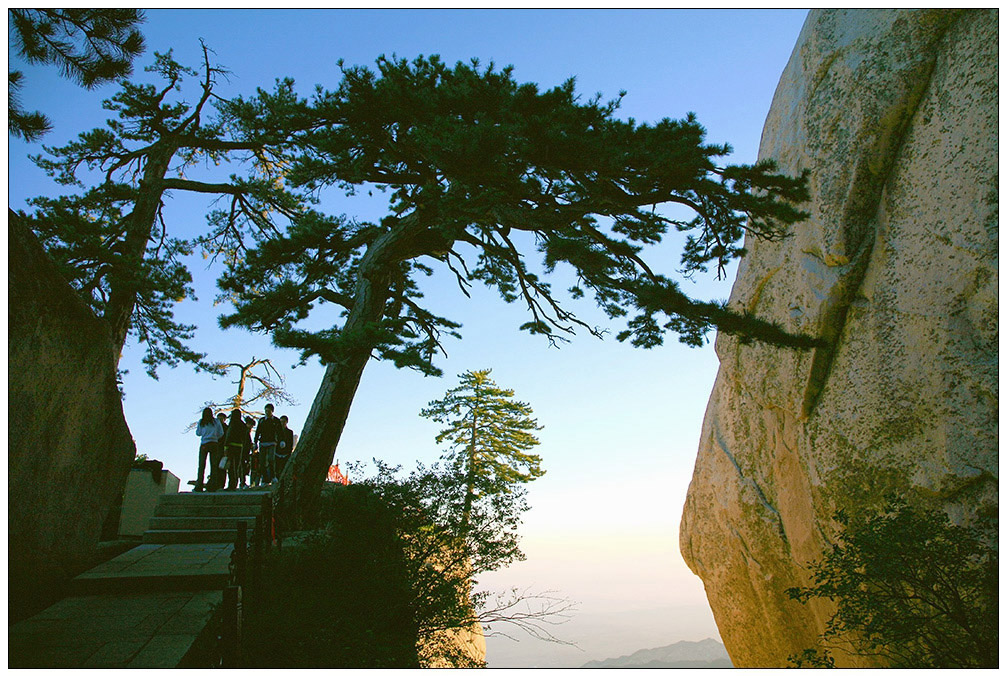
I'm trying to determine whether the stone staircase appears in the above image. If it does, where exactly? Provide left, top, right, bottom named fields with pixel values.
left=143, top=491, right=271, bottom=544
left=10, top=488, right=275, bottom=668
left=67, top=489, right=273, bottom=596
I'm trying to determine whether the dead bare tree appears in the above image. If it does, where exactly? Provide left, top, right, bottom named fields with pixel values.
left=184, top=357, right=296, bottom=430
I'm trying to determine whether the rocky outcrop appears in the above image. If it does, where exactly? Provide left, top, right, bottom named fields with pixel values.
left=8, top=214, right=136, bottom=622
left=420, top=621, right=487, bottom=669
left=680, top=9, right=997, bottom=667
left=415, top=556, right=487, bottom=667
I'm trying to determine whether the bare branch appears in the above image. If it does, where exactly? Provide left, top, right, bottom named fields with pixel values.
left=154, top=177, right=249, bottom=195
left=477, top=588, right=579, bottom=646
left=195, top=357, right=297, bottom=416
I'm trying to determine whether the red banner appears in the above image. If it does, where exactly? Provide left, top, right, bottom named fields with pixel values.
left=327, top=463, right=350, bottom=485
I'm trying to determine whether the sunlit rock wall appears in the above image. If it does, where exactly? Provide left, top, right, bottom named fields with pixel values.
left=416, top=561, right=487, bottom=667
left=8, top=214, right=136, bottom=621
left=679, top=9, right=997, bottom=667
left=420, top=622, right=487, bottom=668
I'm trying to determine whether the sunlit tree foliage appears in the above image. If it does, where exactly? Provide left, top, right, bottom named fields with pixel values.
left=420, top=369, right=544, bottom=534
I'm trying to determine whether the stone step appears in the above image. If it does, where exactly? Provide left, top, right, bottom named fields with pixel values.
left=69, top=544, right=233, bottom=596
left=143, top=529, right=242, bottom=545
left=71, top=570, right=232, bottom=595
left=159, top=490, right=272, bottom=505
left=148, top=515, right=258, bottom=531
left=154, top=503, right=264, bottom=518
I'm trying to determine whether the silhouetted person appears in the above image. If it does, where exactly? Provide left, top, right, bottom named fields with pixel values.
left=242, top=417, right=256, bottom=489
left=217, top=412, right=229, bottom=437
left=277, top=415, right=295, bottom=478
left=223, top=410, right=247, bottom=490
left=254, top=403, right=282, bottom=485
left=195, top=407, right=224, bottom=491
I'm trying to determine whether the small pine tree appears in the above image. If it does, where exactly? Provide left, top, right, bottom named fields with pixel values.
left=421, top=369, right=544, bottom=534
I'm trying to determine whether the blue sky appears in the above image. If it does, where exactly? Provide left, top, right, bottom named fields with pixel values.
left=9, top=9, right=809, bottom=667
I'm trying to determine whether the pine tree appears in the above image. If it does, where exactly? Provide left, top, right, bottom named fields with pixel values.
left=218, top=55, right=817, bottom=522
left=9, top=9, right=145, bottom=141
left=21, top=45, right=303, bottom=376
left=421, top=369, right=544, bottom=534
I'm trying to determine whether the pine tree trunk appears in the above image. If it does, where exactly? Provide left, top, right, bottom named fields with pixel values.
left=234, top=365, right=248, bottom=412
left=276, top=214, right=446, bottom=526
left=104, top=146, right=175, bottom=362
left=460, top=446, right=478, bottom=534
left=275, top=345, right=374, bottom=528
left=275, top=253, right=394, bottom=526
left=460, top=390, right=479, bottom=534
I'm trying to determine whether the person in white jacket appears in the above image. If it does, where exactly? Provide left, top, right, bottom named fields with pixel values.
left=195, top=407, right=224, bottom=491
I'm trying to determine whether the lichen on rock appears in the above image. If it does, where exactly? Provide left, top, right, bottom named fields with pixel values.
left=680, top=9, right=997, bottom=667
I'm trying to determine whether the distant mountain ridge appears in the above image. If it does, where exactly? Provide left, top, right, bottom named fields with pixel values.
left=580, top=638, right=732, bottom=668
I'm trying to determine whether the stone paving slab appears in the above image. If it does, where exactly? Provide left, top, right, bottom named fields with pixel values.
left=9, top=590, right=220, bottom=668
left=128, top=634, right=205, bottom=668
left=9, top=489, right=274, bottom=667
left=77, top=543, right=232, bottom=577
left=70, top=543, right=234, bottom=594
left=144, top=528, right=242, bottom=544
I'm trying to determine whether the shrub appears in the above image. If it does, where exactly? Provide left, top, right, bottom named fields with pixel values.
left=787, top=497, right=997, bottom=668
left=241, top=484, right=420, bottom=668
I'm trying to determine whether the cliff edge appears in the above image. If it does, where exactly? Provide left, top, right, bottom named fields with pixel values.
left=679, top=9, right=997, bottom=667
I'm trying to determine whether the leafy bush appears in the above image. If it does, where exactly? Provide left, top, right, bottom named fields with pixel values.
left=243, top=459, right=566, bottom=667
left=787, top=497, right=997, bottom=668
left=241, top=484, right=420, bottom=668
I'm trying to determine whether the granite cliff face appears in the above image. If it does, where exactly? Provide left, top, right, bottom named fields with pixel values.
left=9, top=215, right=136, bottom=621
left=679, top=9, right=997, bottom=667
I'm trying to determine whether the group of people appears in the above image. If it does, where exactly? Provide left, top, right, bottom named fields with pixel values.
left=194, top=403, right=297, bottom=492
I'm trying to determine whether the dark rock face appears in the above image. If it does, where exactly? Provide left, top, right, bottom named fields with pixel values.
left=8, top=213, right=135, bottom=621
